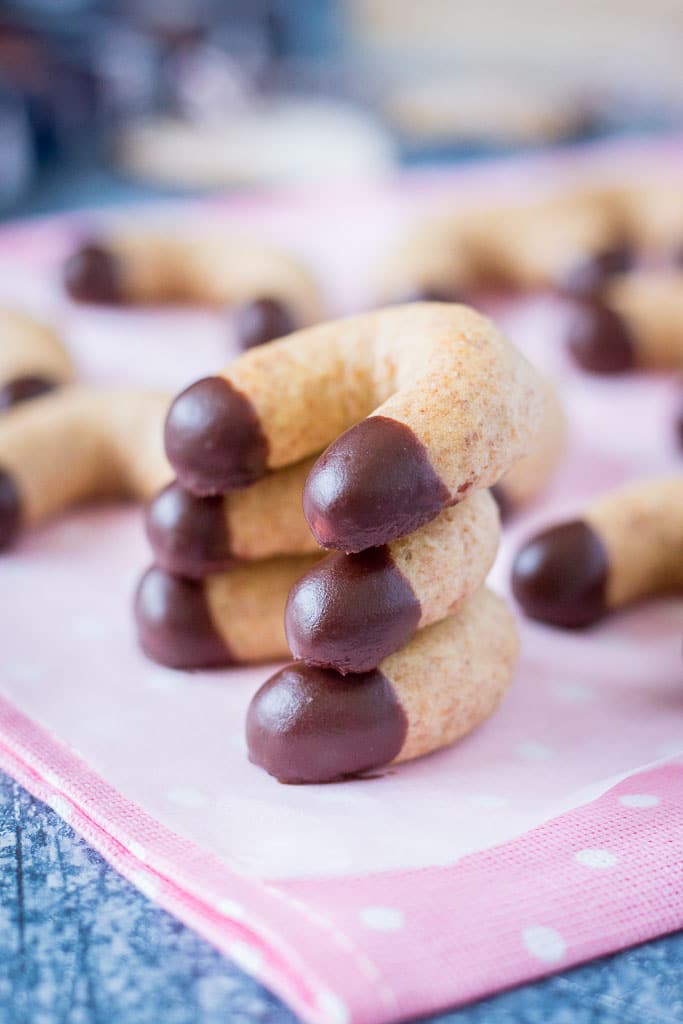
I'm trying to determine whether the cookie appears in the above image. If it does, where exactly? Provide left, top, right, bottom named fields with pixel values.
left=0, top=387, right=171, bottom=550
left=466, top=191, right=631, bottom=293
left=512, top=477, right=683, bottom=627
left=380, top=190, right=632, bottom=300
left=63, top=231, right=323, bottom=329
left=145, top=457, right=320, bottom=579
left=0, top=309, right=72, bottom=412
left=164, top=303, right=543, bottom=552
left=135, top=555, right=320, bottom=668
left=608, top=180, right=683, bottom=256
left=568, top=270, right=683, bottom=373
left=247, top=587, right=518, bottom=784
left=285, top=489, right=499, bottom=673
left=377, top=213, right=477, bottom=303
left=230, top=297, right=299, bottom=351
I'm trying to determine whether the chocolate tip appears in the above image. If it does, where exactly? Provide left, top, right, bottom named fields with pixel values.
left=134, top=565, right=231, bottom=669
left=232, top=296, right=297, bottom=351
left=64, top=242, right=124, bottom=304
left=285, top=547, right=420, bottom=673
left=164, top=376, right=268, bottom=495
left=561, top=243, right=635, bottom=298
left=145, top=481, right=232, bottom=579
left=0, top=376, right=58, bottom=413
left=246, top=662, right=407, bottom=784
left=567, top=300, right=636, bottom=374
left=512, top=519, right=609, bottom=628
left=0, top=468, right=21, bottom=551
left=303, top=416, right=450, bottom=552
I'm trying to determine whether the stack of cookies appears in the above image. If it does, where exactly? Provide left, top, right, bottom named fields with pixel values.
left=135, top=303, right=544, bottom=783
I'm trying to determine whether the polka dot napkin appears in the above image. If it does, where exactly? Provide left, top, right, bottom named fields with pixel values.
left=0, top=138, right=681, bottom=1024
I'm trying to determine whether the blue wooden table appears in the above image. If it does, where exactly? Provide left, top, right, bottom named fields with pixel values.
left=1, top=771, right=682, bottom=1024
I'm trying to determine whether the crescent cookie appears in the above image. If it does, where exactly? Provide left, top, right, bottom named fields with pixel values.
left=0, top=309, right=72, bottom=412
left=135, top=555, right=321, bottom=669
left=378, top=190, right=632, bottom=301
left=606, top=180, right=683, bottom=255
left=285, top=490, right=500, bottom=673
left=63, top=231, right=323, bottom=332
left=145, top=457, right=320, bottom=579
left=377, top=212, right=478, bottom=303
left=512, top=477, right=683, bottom=627
left=247, top=587, right=518, bottom=784
left=568, top=270, right=683, bottom=373
left=0, top=387, right=171, bottom=550
left=462, top=191, right=631, bottom=294
left=163, top=303, right=543, bottom=551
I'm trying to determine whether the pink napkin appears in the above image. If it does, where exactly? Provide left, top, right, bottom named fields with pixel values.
left=1, top=138, right=682, bottom=1024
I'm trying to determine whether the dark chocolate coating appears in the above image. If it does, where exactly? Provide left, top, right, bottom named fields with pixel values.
left=285, top=546, right=421, bottom=674
left=246, top=662, right=407, bottom=784
left=512, top=519, right=609, bottom=628
left=567, top=300, right=636, bottom=374
left=145, top=482, right=232, bottom=579
left=490, top=483, right=512, bottom=523
left=232, top=297, right=297, bottom=351
left=134, top=566, right=231, bottom=669
left=63, top=243, right=124, bottom=304
left=561, top=243, right=634, bottom=297
left=0, top=375, right=58, bottom=412
left=0, top=469, right=21, bottom=551
left=303, top=416, right=451, bottom=552
left=164, top=376, right=269, bottom=495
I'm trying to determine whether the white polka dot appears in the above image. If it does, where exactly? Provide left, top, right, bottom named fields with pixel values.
left=552, top=681, right=596, bottom=704
left=129, top=841, right=148, bottom=863
left=228, top=941, right=263, bottom=974
left=133, top=870, right=160, bottom=899
left=516, top=740, right=554, bottom=761
left=522, top=925, right=566, bottom=963
left=47, top=795, right=73, bottom=824
left=317, top=989, right=350, bottom=1024
left=574, top=848, right=618, bottom=869
left=217, top=898, right=245, bottom=920
left=360, top=906, right=405, bottom=931
left=619, top=793, right=660, bottom=809
left=466, top=794, right=510, bottom=810
left=166, top=785, right=209, bottom=809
